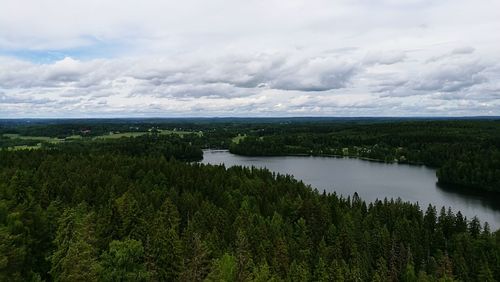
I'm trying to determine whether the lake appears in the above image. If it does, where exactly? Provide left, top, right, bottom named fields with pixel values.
left=202, top=150, right=500, bottom=229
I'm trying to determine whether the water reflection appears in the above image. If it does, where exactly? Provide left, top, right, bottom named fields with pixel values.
left=202, top=150, right=500, bottom=229
left=436, top=183, right=500, bottom=213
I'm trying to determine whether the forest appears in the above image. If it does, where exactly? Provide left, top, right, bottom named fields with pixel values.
left=0, top=130, right=499, bottom=281
left=1, top=119, right=499, bottom=193
left=228, top=120, right=500, bottom=193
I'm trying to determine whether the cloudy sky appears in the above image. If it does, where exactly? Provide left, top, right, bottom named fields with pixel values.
left=1, top=0, right=499, bottom=117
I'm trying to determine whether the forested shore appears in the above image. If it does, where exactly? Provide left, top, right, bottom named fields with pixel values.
left=1, top=119, right=499, bottom=193
left=0, top=134, right=499, bottom=281
left=228, top=120, right=500, bottom=194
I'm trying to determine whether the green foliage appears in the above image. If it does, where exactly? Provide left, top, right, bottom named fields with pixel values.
left=145, top=198, right=183, bottom=281
left=0, top=128, right=498, bottom=281
left=251, top=262, right=278, bottom=282
left=49, top=204, right=101, bottom=282
left=229, top=120, right=500, bottom=193
left=100, top=239, right=150, bottom=282
left=179, top=232, right=211, bottom=282
left=205, top=253, right=237, bottom=282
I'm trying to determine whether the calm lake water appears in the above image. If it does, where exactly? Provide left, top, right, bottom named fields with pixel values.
left=202, top=150, right=500, bottom=229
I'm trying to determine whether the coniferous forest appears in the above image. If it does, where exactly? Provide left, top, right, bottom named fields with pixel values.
left=0, top=119, right=499, bottom=281
left=227, top=120, right=500, bottom=193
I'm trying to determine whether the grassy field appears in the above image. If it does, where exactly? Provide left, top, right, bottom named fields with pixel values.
left=65, top=135, right=83, bottom=140
left=232, top=134, right=246, bottom=144
left=94, top=132, right=148, bottom=139
left=7, top=144, right=43, bottom=151
left=2, top=129, right=203, bottom=150
left=158, top=129, right=203, bottom=137
left=95, top=130, right=202, bottom=139
left=3, top=134, right=63, bottom=143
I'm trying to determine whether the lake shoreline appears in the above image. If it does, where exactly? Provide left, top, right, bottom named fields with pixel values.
left=208, top=149, right=430, bottom=168
left=202, top=149, right=500, bottom=229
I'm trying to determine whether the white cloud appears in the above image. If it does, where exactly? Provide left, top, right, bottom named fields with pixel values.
left=0, top=0, right=500, bottom=117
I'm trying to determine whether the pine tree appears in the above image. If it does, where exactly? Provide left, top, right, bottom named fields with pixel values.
left=287, top=260, right=310, bottom=282
left=179, top=233, right=211, bottom=282
left=372, top=257, right=388, bottom=282
left=205, top=253, right=237, bottom=282
left=251, top=262, right=278, bottom=282
left=49, top=204, right=100, bottom=282
left=145, top=198, right=183, bottom=281
left=477, top=264, right=495, bottom=282
left=235, top=229, right=254, bottom=282
left=314, top=258, right=330, bottom=282
left=100, top=239, right=150, bottom=282
left=402, top=261, right=417, bottom=282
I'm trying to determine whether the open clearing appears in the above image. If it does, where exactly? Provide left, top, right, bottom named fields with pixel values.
left=94, top=132, right=147, bottom=139
left=3, top=134, right=63, bottom=143
left=2, top=130, right=203, bottom=150
left=231, top=134, right=246, bottom=144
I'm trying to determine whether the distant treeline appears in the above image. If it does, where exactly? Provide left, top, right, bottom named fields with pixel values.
left=0, top=135, right=498, bottom=281
left=47, top=135, right=203, bottom=161
left=229, top=120, right=500, bottom=193
left=2, top=119, right=500, bottom=193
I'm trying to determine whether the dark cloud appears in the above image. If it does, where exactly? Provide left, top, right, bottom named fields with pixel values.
left=364, top=51, right=406, bottom=65
left=412, top=62, right=487, bottom=93
left=269, top=58, right=359, bottom=91
left=376, top=56, right=494, bottom=99
left=124, top=55, right=359, bottom=93
left=451, top=46, right=475, bottom=55
left=1, top=45, right=499, bottom=117
left=0, top=92, right=53, bottom=104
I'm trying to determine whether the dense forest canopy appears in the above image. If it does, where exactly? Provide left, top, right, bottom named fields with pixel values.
left=3, top=118, right=497, bottom=193
left=227, top=120, right=500, bottom=193
left=0, top=119, right=499, bottom=281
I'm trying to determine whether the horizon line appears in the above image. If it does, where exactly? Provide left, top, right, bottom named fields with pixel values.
left=1, top=116, right=499, bottom=120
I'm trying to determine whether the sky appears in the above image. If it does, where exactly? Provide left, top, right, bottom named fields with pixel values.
left=1, top=0, right=499, bottom=118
